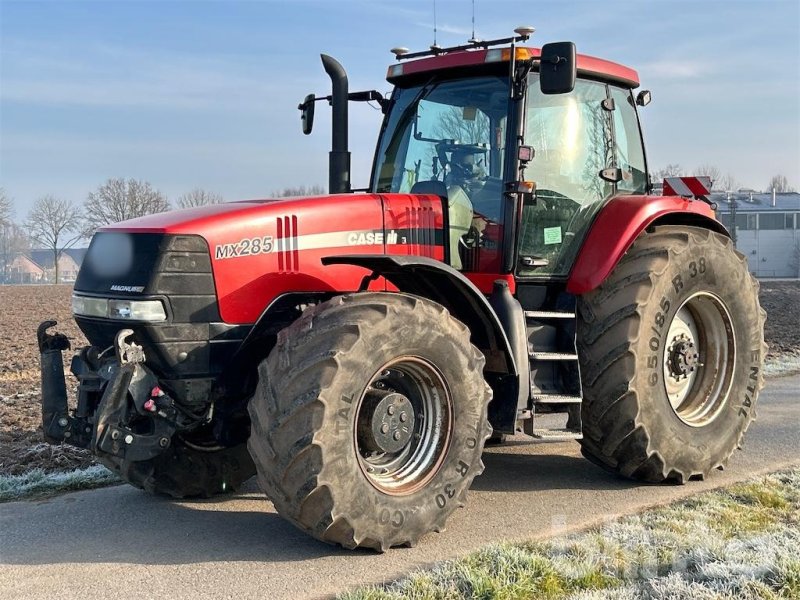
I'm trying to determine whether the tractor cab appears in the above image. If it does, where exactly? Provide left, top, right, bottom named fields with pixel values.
left=371, top=34, right=649, bottom=279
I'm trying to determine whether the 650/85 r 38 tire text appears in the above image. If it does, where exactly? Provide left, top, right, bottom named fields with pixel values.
left=577, top=225, right=766, bottom=483
left=247, top=292, right=492, bottom=551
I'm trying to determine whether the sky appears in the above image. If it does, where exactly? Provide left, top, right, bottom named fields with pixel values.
left=1, top=0, right=799, bottom=217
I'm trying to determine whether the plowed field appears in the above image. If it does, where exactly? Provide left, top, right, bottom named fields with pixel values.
left=1, top=282, right=798, bottom=476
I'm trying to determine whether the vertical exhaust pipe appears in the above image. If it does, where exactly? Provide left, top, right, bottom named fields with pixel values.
left=321, top=54, right=351, bottom=194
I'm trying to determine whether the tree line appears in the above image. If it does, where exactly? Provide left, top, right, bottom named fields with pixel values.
left=651, top=166, right=796, bottom=194
left=0, top=180, right=326, bottom=283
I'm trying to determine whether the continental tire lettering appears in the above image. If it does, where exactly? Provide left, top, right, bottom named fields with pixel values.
left=435, top=483, right=456, bottom=509
left=378, top=508, right=405, bottom=528
left=334, top=394, right=354, bottom=435
left=738, top=366, right=759, bottom=418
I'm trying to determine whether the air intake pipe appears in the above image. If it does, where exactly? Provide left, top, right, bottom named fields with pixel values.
left=321, top=54, right=351, bottom=194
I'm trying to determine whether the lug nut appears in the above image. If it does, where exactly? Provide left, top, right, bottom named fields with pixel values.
left=159, top=437, right=169, bottom=448
left=400, top=412, right=408, bottom=423
left=387, top=405, right=396, bottom=416
left=380, top=423, right=389, bottom=434
left=124, top=434, right=134, bottom=445
left=393, top=431, right=401, bottom=441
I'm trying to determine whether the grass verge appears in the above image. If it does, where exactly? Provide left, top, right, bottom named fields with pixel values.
left=0, top=465, right=120, bottom=502
left=340, top=468, right=800, bottom=600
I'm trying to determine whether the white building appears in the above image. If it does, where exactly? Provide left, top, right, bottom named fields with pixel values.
left=714, top=191, right=800, bottom=278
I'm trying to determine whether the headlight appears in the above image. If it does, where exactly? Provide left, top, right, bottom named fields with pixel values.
left=72, top=295, right=167, bottom=322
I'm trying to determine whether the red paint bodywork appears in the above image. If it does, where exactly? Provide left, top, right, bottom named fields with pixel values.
left=391, top=48, right=639, bottom=89
left=102, top=194, right=445, bottom=324
left=566, top=195, right=721, bottom=295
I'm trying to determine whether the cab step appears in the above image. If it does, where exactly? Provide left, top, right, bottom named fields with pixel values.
left=530, top=351, right=579, bottom=361
left=532, top=393, right=583, bottom=404
left=524, top=310, right=576, bottom=319
left=530, top=428, right=583, bottom=442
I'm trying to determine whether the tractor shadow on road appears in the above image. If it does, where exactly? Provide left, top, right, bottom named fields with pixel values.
left=0, top=486, right=364, bottom=565
left=473, top=446, right=640, bottom=493
left=0, top=445, right=647, bottom=566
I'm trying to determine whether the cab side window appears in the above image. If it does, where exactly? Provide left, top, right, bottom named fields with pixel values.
left=519, top=77, right=613, bottom=276
left=610, top=87, right=647, bottom=194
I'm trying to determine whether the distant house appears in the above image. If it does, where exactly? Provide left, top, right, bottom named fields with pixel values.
left=26, top=248, right=88, bottom=283
left=713, top=191, right=800, bottom=278
left=7, top=254, right=46, bottom=284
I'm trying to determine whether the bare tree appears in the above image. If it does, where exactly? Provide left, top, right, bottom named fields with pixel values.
left=717, top=172, right=739, bottom=193
left=0, top=188, right=12, bottom=226
left=272, top=185, right=326, bottom=197
left=651, top=164, right=684, bottom=181
left=695, top=164, right=721, bottom=188
left=1, top=223, right=30, bottom=282
left=84, top=178, right=169, bottom=232
left=25, top=195, right=82, bottom=284
left=766, top=174, right=796, bottom=193
left=176, top=188, right=224, bottom=208
left=0, top=189, right=24, bottom=282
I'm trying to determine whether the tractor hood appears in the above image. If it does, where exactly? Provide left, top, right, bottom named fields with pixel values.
left=80, top=192, right=444, bottom=324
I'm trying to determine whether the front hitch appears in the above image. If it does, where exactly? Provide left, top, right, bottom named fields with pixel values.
left=36, top=322, right=175, bottom=461
left=92, top=330, right=173, bottom=461
left=37, top=321, right=76, bottom=443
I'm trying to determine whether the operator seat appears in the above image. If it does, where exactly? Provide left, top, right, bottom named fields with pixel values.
left=410, top=180, right=473, bottom=270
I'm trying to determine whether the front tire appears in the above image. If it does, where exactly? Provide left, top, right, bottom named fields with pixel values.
left=247, top=293, right=492, bottom=550
left=577, top=226, right=766, bottom=483
left=98, top=434, right=255, bottom=498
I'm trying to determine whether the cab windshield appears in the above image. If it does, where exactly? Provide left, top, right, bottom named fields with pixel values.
left=371, top=76, right=510, bottom=271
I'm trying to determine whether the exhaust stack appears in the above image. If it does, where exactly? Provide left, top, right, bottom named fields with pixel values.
left=321, top=54, right=351, bottom=194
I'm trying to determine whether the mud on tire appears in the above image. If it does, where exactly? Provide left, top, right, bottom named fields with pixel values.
left=99, top=437, right=255, bottom=498
left=247, top=292, right=492, bottom=551
left=577, top=225, right=766, bottom=483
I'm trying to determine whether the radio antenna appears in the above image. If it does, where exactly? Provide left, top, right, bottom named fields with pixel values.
left=431, top=0, right=440, bottom=51
left=469, top=0, right=478, bottom=43
left=431, top=0, right=440, bottom=50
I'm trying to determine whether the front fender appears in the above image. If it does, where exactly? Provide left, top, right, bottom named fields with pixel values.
left=567, top=195, right=728, bottom=294
left=321, top=254, right=516, bottom=376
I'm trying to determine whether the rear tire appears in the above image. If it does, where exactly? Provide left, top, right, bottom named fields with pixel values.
left=247, top=293, right=492, bottom=550
left=576, top=225, right=766, bottom=483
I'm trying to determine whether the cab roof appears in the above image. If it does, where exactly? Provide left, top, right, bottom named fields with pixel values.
left=387, top=46, right=639, bottom=89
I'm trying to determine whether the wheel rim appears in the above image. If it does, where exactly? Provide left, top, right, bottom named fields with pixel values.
left=355, top=356, right=453, bottom=495
left=662, top=292, right=736, bottom=427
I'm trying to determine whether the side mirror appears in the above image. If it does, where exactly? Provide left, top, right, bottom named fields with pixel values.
left=539, top=41, right=576, bottom=95
left=636, top=90, right=652, bottom=106
left=299, top=94, right=316, bottom=135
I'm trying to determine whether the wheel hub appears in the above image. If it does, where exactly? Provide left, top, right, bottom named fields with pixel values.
left=358, top=389, right=416, bottom=454
left=667, top=335, right=699, bottom=378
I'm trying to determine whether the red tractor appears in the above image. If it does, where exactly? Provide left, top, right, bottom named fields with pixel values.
left=39, top=28, right=765, bottom=550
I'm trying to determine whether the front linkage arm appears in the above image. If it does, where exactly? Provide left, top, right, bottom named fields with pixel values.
left=37, top=322, right=175, bottom=461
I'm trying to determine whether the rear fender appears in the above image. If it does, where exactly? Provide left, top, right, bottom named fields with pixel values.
left=567, top=195, right=728, bottom=295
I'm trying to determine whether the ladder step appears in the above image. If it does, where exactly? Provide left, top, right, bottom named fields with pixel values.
left=530, top=352, right=579, bottom=361
left=531, top=428, right=583, bottom=442
left=524, top=310, right=576, bottom=319
left=533, top=393, right=583, bottom=404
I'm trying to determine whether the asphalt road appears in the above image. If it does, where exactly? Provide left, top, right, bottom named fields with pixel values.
left=2, top=375, right=798, bottom=600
